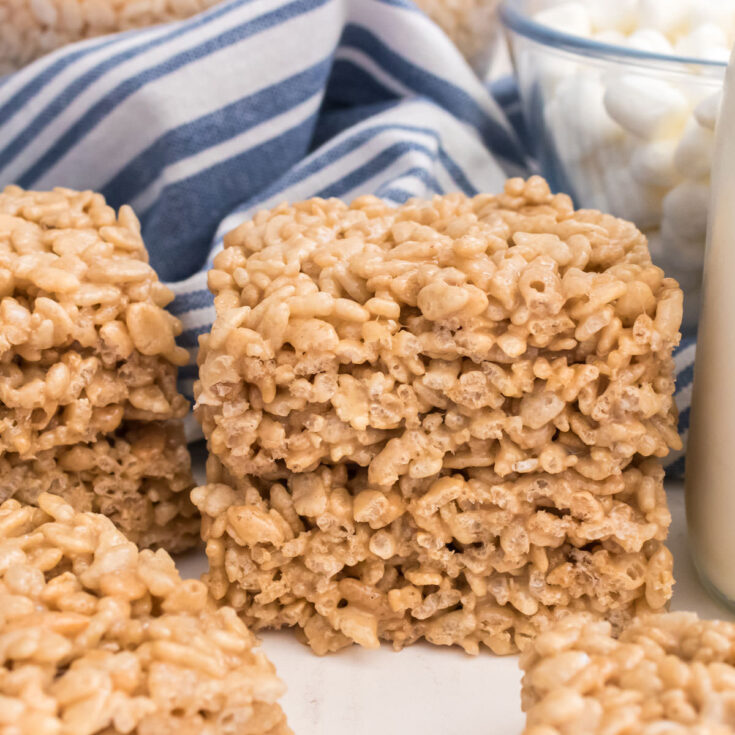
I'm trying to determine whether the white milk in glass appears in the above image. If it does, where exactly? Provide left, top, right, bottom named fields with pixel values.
left=686, top=47, right=735, bottom=606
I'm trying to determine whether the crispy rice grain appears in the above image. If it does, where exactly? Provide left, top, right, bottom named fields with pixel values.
left=194, top=177, right=682, bottom=654
left=521, top=612, right=735, bottom=735
left=0, top=493, right=290, bottom=735
left=0, top=422, right=197, bottom=552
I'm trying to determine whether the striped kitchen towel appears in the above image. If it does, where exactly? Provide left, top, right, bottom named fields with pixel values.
left=0, top=0, right=694, bottom=474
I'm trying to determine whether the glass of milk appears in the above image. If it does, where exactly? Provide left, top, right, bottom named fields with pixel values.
left=685, top=46, right=735, bottom=607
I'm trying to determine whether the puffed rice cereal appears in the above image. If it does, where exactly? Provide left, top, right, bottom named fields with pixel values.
left=193, top=176, right=682, bottom=654
left=521, top=611, right=735, bottom=735
left=0, top=0, right=221, bottom=73
left=0, top=421, right=197, bottom=552
left=0, top=185, right=196, bottom=552
left=0, top=492, right=291, bottom=735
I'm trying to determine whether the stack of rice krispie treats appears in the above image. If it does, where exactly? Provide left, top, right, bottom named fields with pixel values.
left=0, top=185, right=198, bottom=552
left=193, top=176, right=683, bottom=655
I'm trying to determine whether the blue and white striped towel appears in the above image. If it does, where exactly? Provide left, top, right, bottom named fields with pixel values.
left=0, top=0, right=694, bottom=474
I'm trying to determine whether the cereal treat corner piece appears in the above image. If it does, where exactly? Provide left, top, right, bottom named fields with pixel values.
left=0, top=421, right=198, bottom=553
left=194, top=176, right=682, bottom=655
left=0, top=493, right=291, bottom=735
left=521, top=612, right=735, bottom=735
left=0, top=186, right=190, bottom=457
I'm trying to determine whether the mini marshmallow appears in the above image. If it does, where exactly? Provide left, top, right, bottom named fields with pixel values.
left=638, top=0, right=690, bottom=38
left=673, top=117, right=715, bottom=179
left=603, top=163, right=665, bottom=230
left=630, top=139, right=681, bottom=188
left=604, top=74, right=689, bottom=139
left=532, top=2, right=592, bottom=36
left=687, top=1, right=735, bottom=40
left=551, top=75, right=625, bottom=159
left=694, top=91, right=722, bottom=131
left=626, top=29, right=675, bottom=55
left=586, top=0, right=638, bottom=34
left=675, top=23, right=731, bottom=61
left=662, top=180, right=710, bottom=244
left=593, top=30, right=627, bottom=46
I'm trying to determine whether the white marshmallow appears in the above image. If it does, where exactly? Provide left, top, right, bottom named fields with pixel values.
left=675, top=23, right=729, bottom=58
left=626, top=29, right=675, bottom=55
left=603, top=74, right=689, bottom=139
left=699, top=46, right=732, bottom=63
left=519, top=45, right=579, bottom=97
left=687, top=1, right=735, bottom=39
left=593, top=30, right=627, bottom=46
left=630, top=139, right=681, bottom=188
left=694, top=91, right=722, bottom=131
left=639, top=0, right=690, bottom=38
left=673, top=117, right=715, bottom=179
left=661, top=180, right=710, bottom=243
left=586, top=0, right=639, bottom=34
left=532, top=2, right=592, bottom=36
left=551, top=75, right=624, bottom=159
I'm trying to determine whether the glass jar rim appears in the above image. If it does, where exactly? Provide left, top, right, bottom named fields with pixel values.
left=499, top=0, right=729, bottom=73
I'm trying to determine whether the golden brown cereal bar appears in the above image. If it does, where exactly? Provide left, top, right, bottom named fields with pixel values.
left=194, top=177, right=682, bottom=654
left=0, top=493, right=291, bottom=735
left=197, top=178, right=681, bottom=486
left=0, top=349, right=187, bottom=457
left=520, top=612, right=735, bottom=735
left=0, top=421, right=198, bottom=553
left=0, top=186, right=188, bottom=367
left=194, top=456, right=673, bottom=655
left=0, top=0, right=222, bottom=73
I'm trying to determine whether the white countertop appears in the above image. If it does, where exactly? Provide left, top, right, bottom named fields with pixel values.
left=176, top=481, right=733, bottom=735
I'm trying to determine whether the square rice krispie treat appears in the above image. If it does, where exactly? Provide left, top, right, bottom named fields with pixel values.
left=0, top=185, right=189, bottom=457
left=0, top=421, right=198, bottom=552
left=0, top=493, right=291, bottom=735
left=193, top=176, right=682, bottom=654
left=0, top=186, right=196, bottom=551
left=520, top=612, right=735, bottom=735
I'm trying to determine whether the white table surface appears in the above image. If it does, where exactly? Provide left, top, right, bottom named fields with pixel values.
left=175, top=480, right=734, bottom=735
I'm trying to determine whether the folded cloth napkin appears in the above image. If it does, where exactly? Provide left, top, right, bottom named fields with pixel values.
left=0, top=0, right=692, bottom=474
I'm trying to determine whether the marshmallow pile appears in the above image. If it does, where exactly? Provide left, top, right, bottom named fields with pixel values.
left=519, top=0, right=731, bottom=329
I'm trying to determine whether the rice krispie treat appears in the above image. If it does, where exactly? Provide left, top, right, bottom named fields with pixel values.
left=521, top=612, right=735, bottom=735
left=0, top=421, right=197, bottom=552
left=194, top=176, right=682, bottom=654
left=0, top=0, right=221, bottom=73
left=0, top=185, right=195, bottom=551
left=0, top=493, right=291, bottom=735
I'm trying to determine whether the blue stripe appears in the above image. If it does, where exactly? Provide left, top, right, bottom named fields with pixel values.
left=14, top=0, right=331, bottom=186
left=376, top=0, right=417, bottom=8
left=340, top=24, right=526, bottom=169
left=243, top=119, right=476, bottom=216
left=377, top=187, right=418, bottom=203
left=0, top=0, right=248, bottom=173
left=675, top=362, right=694, bottom=394
left=179, top=364, right=200, bottom=381
left=666, top=454, right=685, bottom=478
left=0, top=31, right=132, bottom=126
left=101, top=58, right=331, bottom=205
left=438, top=148, right=477, bottom=195
left=678, top=405, right=691, bottom=434
left=171, top=290, right=214, bottom=314
left=179, top=324, right=211, bottom=349
left=140, top=110, right=320, bottom=280
left=316, top=151, right=444, bottom=199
